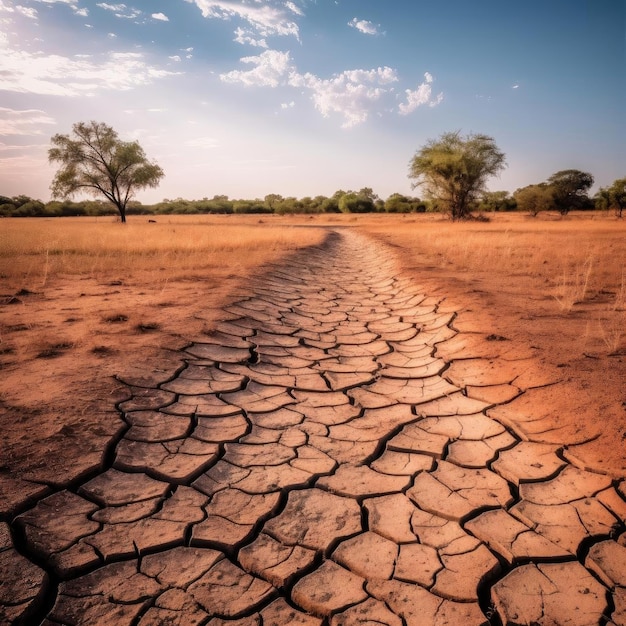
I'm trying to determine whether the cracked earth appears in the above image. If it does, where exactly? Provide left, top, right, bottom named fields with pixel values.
left=2, top=229, right=625, bottom=625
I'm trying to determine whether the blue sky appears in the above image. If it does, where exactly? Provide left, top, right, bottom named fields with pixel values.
left=0, top=0, right=624, bottom=203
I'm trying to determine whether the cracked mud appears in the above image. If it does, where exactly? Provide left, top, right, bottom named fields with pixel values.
left=2, top=229, right=625, bottom=625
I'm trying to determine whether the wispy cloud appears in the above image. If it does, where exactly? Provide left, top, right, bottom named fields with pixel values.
left=97, top=2, right=141, bottom=19
left=152, top=12, right=169, bottom=22
left=15, top=5, right=39, bottom=19
left=285, top=1, right=303, bottom=17
left=348, top=18, right=382, bottom=36
left=398, top=72, right=444, bottom=114
left=32, top=0, right=77, bottom=5
left=186, top=0, right=301, bottom=41
left=0, top=32, right=179, bottom=96
left=234, top=27, right=268, bottom=48
left=0, top=107, right=56, bottom=135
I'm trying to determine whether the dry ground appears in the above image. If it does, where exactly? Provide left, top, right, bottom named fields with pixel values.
left=1, top=212, right=625, bottom=518
left=0, top=216, right=326, bottom=516
left=360, top=212, right=626, bottom=476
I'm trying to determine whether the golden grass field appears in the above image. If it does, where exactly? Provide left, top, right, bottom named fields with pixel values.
left=1, top=212, right=625, bottom=511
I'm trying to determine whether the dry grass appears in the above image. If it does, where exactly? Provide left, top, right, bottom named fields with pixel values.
left=553, top=256, right=594, bottom=312
left=0, top=215, right=326, bottom=291
left=360, top=212, right=626, bottom=304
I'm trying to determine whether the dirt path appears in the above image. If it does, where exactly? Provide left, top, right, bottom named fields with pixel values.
left=2, top=229, right=625, bottom=625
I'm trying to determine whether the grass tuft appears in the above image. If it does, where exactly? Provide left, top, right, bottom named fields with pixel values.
left=553, top=256, right=594, bottom=312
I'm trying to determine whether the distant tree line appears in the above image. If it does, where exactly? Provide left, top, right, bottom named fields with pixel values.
left=4, top=177, right=625, bottom=219
left=0, top=189, right=427, bottom=218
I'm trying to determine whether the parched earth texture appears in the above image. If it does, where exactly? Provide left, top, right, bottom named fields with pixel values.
left=2, top=229, right=625, bottom=626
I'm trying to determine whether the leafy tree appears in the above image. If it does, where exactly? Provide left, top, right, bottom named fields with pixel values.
left=14, top=200, right=46, bottom=217
left=384, top=193, right=424, bottom=213
left=0, top=203, right=17, bottom=216
left=321, top=193, right=345, bottom=213
left=594, top=187, right=612, bottom=213
left=338, top=192, right=375, bottom=213
left=233, top=200, right=271, bottom=214
left=479, top=190, right=516, bottom=212
left=408, top=131, right=506, bottom=220
left=600, top=177, right=626, bottom=217
left=358, top=187, right=378, bottom=202
left=48, top=121, right=164, bottom=223
left=264, top=194, right=283, bottom=211
left=514, top=184, right=554, bottom=216
left=546, top=169, right=594, bottom=215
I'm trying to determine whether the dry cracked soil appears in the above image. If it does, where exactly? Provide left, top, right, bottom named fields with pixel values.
left=1, top=228, right=625, bottom=626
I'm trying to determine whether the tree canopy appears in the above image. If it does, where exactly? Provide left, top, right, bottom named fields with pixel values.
left=546, top=169, right=594, bottom=215
left=597, top=177, right=626, bottom=217
left=514, top=184, right=554, bottom=216
left=408, top=131, right=506, bottom=220
left=48, top=121, right=164, bottom=223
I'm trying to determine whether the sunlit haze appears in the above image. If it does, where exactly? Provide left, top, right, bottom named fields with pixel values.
left=0, top=0, right=623, bottom=202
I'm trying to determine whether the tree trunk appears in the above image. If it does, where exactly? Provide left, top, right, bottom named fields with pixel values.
left=116, top=202, right=127, bottom=223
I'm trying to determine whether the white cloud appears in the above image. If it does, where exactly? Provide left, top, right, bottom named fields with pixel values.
left=398, top=72, right=444, bottom=115
left=0, top=107, right=56, bottom=135
left=234, top=27, right=268, bottom=48
left=220, top=49, right=441, bottom=128
left=152, top=12, right=169, bottom=21
left=220, top=49, right=293, bottom=87
left=281, top=101, right=295, bottom=109
left=290, top=66, right=399, bottom=128
left=512, top=83, right=520, bottom=89
left=97, top=2, right=141, bottom=19
left=168, top=55, right=182, bottom=62
left=285, top=1, right=303, bottom=16
left=348, top=18, right=381, bottom=36
left=0, top=32, right=179, bottom=96
left=97, top=2, right=124, bottom=10
left=28, top=0, right=88, bottom=15
left=186, top=0, right=300, bottom=40
left=15, top=5, right=39, bottom=19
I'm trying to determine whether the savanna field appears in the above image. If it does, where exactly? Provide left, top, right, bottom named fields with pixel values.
left=1, top=212, right=625, bottom=500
